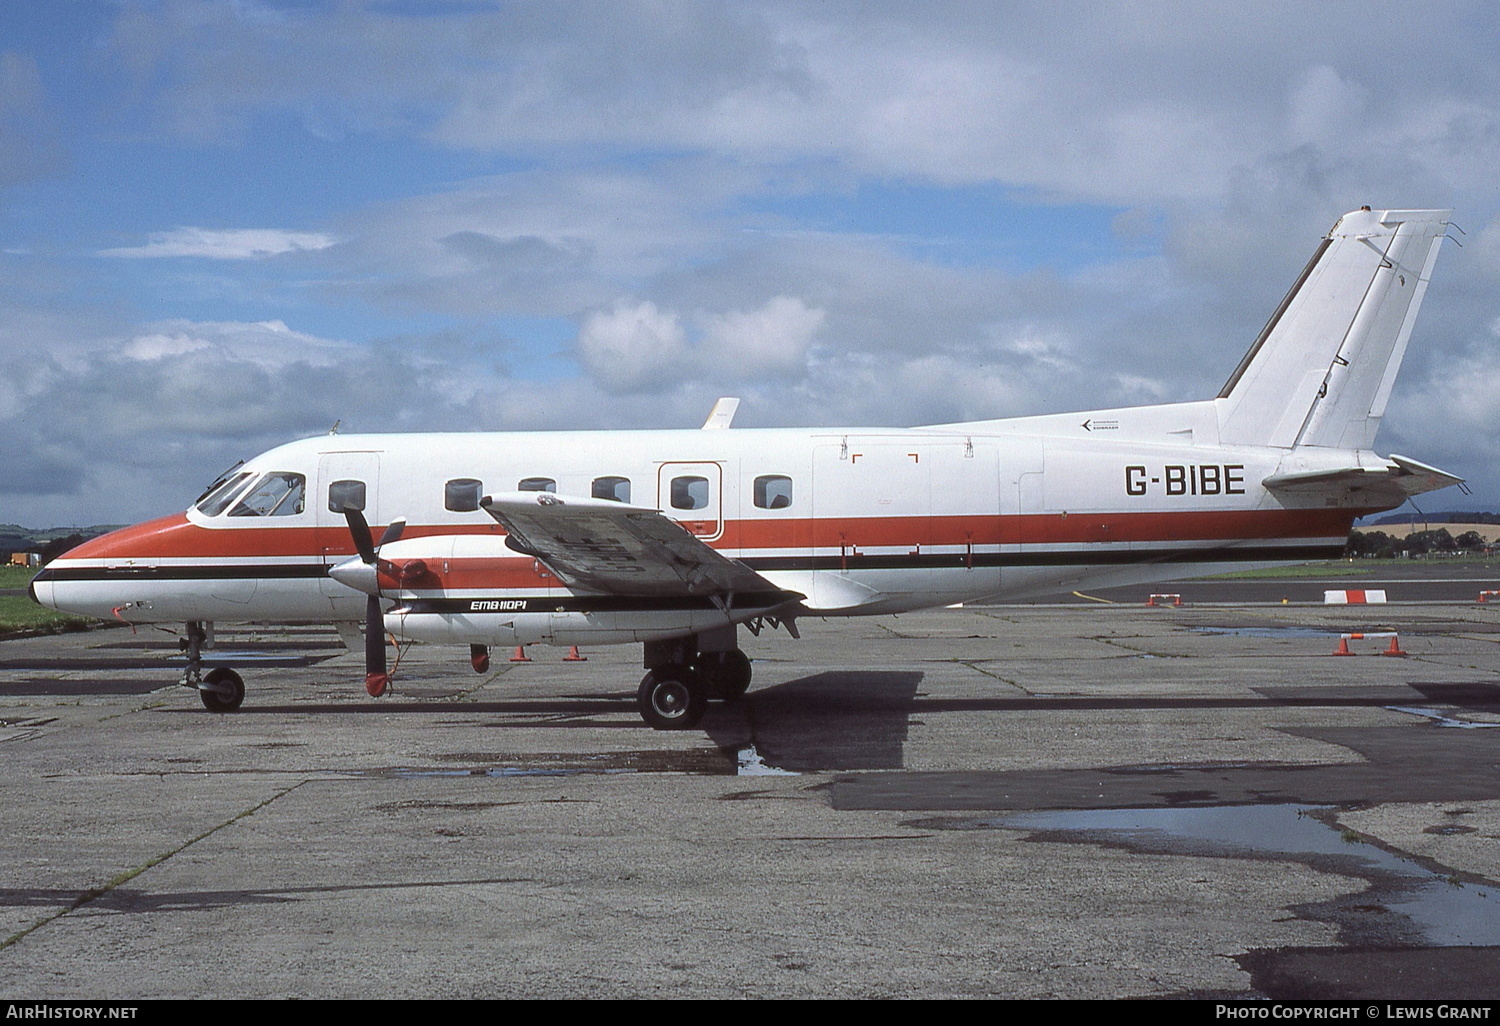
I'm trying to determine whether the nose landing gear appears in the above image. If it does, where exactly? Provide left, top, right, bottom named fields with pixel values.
left=181, top=620, right=246, bottom=712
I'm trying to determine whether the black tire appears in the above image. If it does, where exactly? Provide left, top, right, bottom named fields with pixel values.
left=694, top=650, right=752, bottom=702
left=200, top=667, right=245, bottom=713
left=637, top=669, right=707, bottom=730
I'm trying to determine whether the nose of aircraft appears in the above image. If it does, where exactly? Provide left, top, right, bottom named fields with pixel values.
left=27, top=512, right=214, bottom=619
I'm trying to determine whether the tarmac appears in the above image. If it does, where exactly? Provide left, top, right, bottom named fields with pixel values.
left=3, top=590, right=1500, bottom=999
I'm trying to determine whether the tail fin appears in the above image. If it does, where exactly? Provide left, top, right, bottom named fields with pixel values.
left=1215, top=207, right=1451, bottom=450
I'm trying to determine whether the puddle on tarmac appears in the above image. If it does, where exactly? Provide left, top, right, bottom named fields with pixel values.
left=912, top=804, right=1500, bottom=947
left=355, top=748, right=738, bottom=778
left=1385, top=707, right=1500, bottom=729
left=737, top=744, right=798, bottom=776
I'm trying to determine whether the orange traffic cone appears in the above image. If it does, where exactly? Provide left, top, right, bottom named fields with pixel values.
left=1383, top=635, right=1408, bottom=657
left=509, top=645, right=531, bottom=662
left=1332, top=637, right=1354, bottom=656
left=563, top=645, right=587, bottom=661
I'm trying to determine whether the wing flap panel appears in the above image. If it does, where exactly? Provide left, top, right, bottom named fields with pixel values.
left=480, top=491, right=795, bottom=602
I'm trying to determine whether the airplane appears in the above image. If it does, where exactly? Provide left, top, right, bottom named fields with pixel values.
left=30, top=206, right=1466, bottom=730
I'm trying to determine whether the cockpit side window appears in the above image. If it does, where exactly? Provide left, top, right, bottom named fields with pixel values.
left=228, top=472, right=307, bottom=517
left=195, top=472, right=254, bottom=517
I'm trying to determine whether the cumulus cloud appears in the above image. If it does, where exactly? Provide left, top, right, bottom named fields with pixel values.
left=574, top=295, right=827, bottom=394
left=576, top=300, right=690, bottom=392
left=100, top=228, right=337, bottom=260
left=702, top=295, right=825, bottom=377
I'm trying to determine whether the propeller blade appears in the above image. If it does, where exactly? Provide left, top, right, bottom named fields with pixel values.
left=344, top=509, right=376, bottom=564
left=364, top=594, right=389, bottom=697
left=378, top=517, right=407, bottom=548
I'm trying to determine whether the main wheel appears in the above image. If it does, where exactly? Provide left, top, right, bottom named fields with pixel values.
left=637, top=669, right=707, bottom=730
left=693, top=650, right=752, bottom=701
left=200, top=667, right=245, bottom=712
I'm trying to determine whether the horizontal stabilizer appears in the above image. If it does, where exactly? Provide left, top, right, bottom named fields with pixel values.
left=1262, top=454, right=1463, bottom=506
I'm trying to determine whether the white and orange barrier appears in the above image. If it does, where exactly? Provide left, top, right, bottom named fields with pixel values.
left=1324, top=589, right=1387, bottom=604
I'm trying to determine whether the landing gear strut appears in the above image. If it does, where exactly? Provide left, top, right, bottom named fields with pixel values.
left=181, top=620, right=245, bottom=712
left=637, top=632, right=753, bottom=730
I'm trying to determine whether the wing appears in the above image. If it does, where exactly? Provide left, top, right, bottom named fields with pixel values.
left=1262, top=453, right=1464, bottom=505
left=480, top=491, right=801, bottom=605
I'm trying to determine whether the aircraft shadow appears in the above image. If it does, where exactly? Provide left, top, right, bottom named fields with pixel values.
left=0, top=877, right=533, bottom=916
left=705, top=670, right=925, bottom=772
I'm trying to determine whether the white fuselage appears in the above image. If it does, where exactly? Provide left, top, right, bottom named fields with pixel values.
left=33, top=409, right=1373, bottom=648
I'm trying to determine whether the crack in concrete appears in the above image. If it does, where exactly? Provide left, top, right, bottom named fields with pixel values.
left=0, top=780, right=306, bottom=952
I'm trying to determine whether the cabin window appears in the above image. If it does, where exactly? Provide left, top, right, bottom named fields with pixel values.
left=518, top=477, right=556, bottom=493
left=229, top=472, right=306, bottom=517
left=754, top=474, right=793, bottom=510
left=445, top=478, right=484, bottom=512
left=670, top=475, right=710, bottom=511
left=592, top=476, right=631, bottom=503
left=196, top=472, right=254, bottom=517
left=327, top=479, right=366, bottom=514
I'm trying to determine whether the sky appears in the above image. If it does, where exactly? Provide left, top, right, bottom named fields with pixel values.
left=3, top=0, right=1500, bottom=527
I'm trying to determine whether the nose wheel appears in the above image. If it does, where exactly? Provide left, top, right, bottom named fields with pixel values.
left=199, top=667, right=245, bottom=712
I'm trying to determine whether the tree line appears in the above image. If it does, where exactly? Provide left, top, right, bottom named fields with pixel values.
left=1347, top=528, right=1492, bottom=559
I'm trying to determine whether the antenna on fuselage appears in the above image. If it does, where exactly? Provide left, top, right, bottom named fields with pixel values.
left=701, top=397, right=740, bottom=430
left=328, top=419, right=341, bottom=435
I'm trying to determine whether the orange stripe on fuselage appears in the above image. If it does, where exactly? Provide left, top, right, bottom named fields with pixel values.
left=60, top=515, right=506, bottom=561
left=62, top=507, right=1361, bottom=564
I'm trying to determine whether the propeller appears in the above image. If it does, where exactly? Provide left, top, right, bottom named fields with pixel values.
left=335, top=509, right=406, bottom=697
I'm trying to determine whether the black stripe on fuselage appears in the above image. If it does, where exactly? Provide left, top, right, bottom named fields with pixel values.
left=400, top=591, right=802, bottom=615
left=739, top=544, right=1345, bottom=572
left=32, top=542, right=1345, bottom=586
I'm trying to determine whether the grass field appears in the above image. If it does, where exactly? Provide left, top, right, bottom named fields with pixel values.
left=0, top=564, right=100, bottom=636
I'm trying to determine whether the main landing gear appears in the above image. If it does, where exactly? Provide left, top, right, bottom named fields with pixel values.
left=181, top=620, right=245, bottom=713
left=636, top=635, right=753, bottom=730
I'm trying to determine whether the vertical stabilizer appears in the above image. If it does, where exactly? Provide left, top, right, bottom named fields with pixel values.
left=1215, top=207, right=1450, bottom=450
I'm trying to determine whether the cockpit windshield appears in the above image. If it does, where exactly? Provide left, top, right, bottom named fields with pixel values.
left=226, top=472, right=306, bottom=517
left=195, top=472, right=255, bottom=516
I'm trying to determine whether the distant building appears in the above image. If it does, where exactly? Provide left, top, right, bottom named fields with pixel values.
left=10, top=552, right=40, bottom=567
